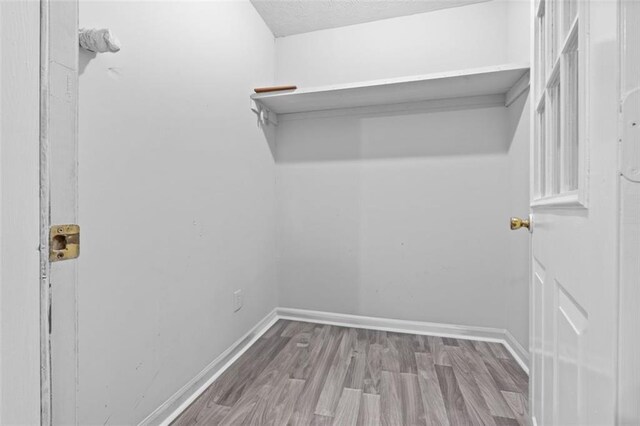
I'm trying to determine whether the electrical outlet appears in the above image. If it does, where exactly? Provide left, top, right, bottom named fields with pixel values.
left=233, top=289, right=243, bottom=312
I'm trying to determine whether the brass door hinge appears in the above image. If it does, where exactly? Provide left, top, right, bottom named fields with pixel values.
left=50, top=224, right=80, bottom=262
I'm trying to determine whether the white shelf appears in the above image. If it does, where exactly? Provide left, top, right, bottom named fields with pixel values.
left=251, top=63, right=530, bottom=119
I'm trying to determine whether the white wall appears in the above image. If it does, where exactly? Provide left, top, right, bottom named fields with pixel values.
left=275, top=0, right=531, bottom=347
left=277, top=107, right=514, bottom=328
left=78, top=2, right=276, bottom=424
left=75, top=2, right=530, bottom=423
left=276, top=0, right=521, bottom=87
left=507, top=0, right=532, bottom=64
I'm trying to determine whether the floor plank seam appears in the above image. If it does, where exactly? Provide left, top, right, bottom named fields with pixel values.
left=172, top=320, right=529, bottom=426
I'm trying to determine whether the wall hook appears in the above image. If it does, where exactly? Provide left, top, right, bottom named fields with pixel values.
left=79, top=28, right=121, bottom=53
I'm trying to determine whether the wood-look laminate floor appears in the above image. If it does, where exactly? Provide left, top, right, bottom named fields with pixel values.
left=173, top=320, right=529, bottom=426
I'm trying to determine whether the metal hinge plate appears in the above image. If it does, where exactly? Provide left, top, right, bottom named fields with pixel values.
left=50, top=224, right=80, bottom=262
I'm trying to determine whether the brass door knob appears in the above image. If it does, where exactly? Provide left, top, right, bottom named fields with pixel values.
left=510, top=216, right=531, bottom=231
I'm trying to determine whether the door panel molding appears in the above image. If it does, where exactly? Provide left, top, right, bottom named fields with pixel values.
left=531, top=0, right=590, bottom=209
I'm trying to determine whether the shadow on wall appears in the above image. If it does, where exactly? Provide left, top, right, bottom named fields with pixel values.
left=506, top=93, right=528, bottom=147
left=261, top=117, right=278, bottom=160
left=275, top=105, right=514, bottom=163
left=79, top=48, right=96, bottom=75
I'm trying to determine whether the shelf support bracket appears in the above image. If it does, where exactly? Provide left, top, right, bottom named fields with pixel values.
left=505, top=71, right=530, bottom=107
left=250, top=99, right=278, bottom=127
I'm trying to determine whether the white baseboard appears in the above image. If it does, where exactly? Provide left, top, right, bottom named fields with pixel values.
left=502, top=329, right=529, bottom=374
left=142, top=307, right=529, bottom=425
left=276, top=307, right=529, bottom=374
left=138, top=308, right=279, bottom=426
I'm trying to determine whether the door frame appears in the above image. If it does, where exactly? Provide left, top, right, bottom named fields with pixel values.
left=1, top=1, right=81, bottom=419
left=617, top=0, right=640, bottom=423
left=39, top=0, right=80, bottom=424
left=40, top=0, right=52, bottom=421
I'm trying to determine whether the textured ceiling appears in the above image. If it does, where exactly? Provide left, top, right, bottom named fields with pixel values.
left=250, top=0, right=491, bottom=37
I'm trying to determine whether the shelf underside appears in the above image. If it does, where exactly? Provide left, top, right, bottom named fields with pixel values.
left=251, top=63, right=530, bottom=117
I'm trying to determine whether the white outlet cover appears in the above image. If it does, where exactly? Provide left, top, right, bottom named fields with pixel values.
left=233, top=289, right=243, bottom=312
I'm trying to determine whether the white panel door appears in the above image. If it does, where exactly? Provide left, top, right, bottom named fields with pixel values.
left=528, top=0, right=619, bottom=425
left=0, top=1, right=42, bottom=424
